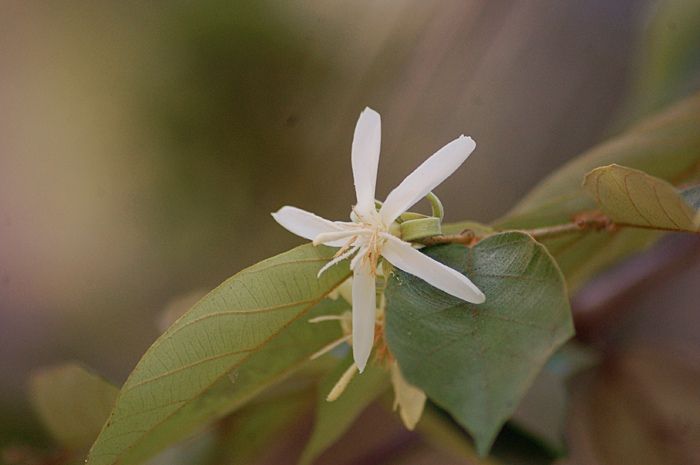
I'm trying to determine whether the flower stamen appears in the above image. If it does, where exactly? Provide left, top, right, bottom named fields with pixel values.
left=308, top=315, right=347, bottom=323
left=309, top=334, right=352, bottom=360
left=317, top=244, right=360, bottom=278
left=327, top=363, right=359, bottom=401
left=334, top=235, right=358, bottom=258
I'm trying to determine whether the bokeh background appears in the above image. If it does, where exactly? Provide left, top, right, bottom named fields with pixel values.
left=2, top=0, right=699, bottom=461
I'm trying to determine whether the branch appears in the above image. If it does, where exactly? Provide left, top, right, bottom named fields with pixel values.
left=419, top=212, right=613, bottom=246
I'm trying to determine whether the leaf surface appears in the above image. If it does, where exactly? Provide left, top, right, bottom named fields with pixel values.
left=385, top=232, right=573, bottom=454
left=583, top=164, right=699, bottom=232
left=87, top=244, right=350, bottom=465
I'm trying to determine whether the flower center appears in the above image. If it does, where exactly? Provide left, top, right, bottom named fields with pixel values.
left=348, top=208, right=388, bottom=276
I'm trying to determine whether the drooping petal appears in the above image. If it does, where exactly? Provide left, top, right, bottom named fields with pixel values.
left=352, top=107, right=382, bottom=217
left=380, top=135, right=476, bottom=224
left=352, top=262, right=376, bottom=372
left=271, top=206, right=348, bottom=246
left=381, top=234, right=485, bottom=303
left=390, top=362, right=427, bottom=430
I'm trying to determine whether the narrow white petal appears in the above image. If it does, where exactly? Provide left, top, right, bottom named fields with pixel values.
left=352, top=107, right=382, bottom=217
left=312, top=230, right=359, bottom=246
left=313, top=226, right=370, bottom=247
left=381, top=234, right=485, bottom=303
left=380, top=135, right=476, bottom=224
left=352, top=262, right=376, bottom=372
left=272, top=206, right=347, bottom=246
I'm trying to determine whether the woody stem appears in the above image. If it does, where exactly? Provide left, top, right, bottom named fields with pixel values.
left=418, top=213, right=613, bottom=246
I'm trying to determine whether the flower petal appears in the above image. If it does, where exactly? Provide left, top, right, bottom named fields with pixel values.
left=380, top=135, right=476, bottom=224
left=271, top=206, right=347, bottom=246
left=352, top=107, right=382, bottom=217
left=352, top=262, right=376, bottom=372
left=313, top=228, right=369, bottom=247
left=381, top=234, right=485, bottom=303
left=390, top=362, right=426, bottom=430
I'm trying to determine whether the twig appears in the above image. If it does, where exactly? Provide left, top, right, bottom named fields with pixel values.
left=419, top=211, right=613, bottom=246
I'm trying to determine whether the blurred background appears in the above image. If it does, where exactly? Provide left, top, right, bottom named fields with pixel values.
left=1, top=0, right=699, bottom=462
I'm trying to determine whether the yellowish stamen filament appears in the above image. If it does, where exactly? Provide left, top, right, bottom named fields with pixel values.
left=309, top=334, right=352, bottom=360
left=308, top=315, right=347, bottom=323
left=334, top=235, right=357, bottom=258
left=327, top=363, right=359, bottom=402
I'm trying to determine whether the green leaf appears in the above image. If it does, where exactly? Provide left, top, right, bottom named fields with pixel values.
left=385, top=232, right=574, bottom=455
left=299, top=357, right=389, bottom=465
left=583, top=164, right=699, bottom=232
left=29, top=363, right=118, bottom=451
left=109, top=298, right=348, bottom=465
left=497, top=92, right=700, bottom=288
left=87, top=244, right=350, bottom=465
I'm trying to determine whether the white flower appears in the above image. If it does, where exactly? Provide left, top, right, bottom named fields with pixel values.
left=272, top=107, right=485, bottom=372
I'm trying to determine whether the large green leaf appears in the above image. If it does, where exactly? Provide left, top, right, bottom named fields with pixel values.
left=583, top=164, right=699, bottom=232
left=29, top=363, right=118, bottom=451
left=87, top=244, right=350, bottom=465
left=299, top=357, right=389, bottom=465
left=104, top=298, right=348, bottom=465
left=496, top=92, right=700, bottom=288
left=385, top=232, right=574, bottom=455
